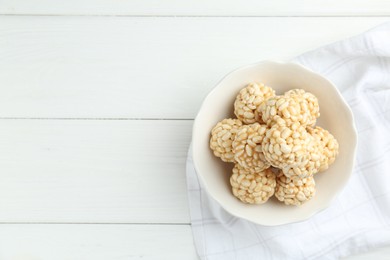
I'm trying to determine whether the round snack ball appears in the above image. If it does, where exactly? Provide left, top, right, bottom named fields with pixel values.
left=275, top=175, right=316, bottom=206
left=232, top=123, right=270, bottom=172
left=307, top=126, right=339, bottom=172
left=285, top=89, right=320, bottom=126
left=281, top=137, right=323, bottom=178
left=259, top=95, right=313, bottom=127
left=230, top=164, right=276, bottom=204
left=262, top=122, right=312, bottom=170
left=234, top=82, right=275, bottom=124
left=210, top=118, right=243, bottom=162
left=259, top=95, right=301, bottom=126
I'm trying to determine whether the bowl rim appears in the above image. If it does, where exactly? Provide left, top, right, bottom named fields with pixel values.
left=192, top=60, right=358, bottom=226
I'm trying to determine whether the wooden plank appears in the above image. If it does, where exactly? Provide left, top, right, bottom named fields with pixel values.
left=0, top=119, right=192, bottom=223
left=0, top=16, right=388, bottom=119
left=1, top=0, right=390, bottom=16
left=0, top=224, right=198, bottom=260
left=0, top=223, right=388, bottom=259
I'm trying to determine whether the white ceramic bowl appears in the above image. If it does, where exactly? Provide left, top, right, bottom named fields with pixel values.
left=192, top=61, right=358, bottom=226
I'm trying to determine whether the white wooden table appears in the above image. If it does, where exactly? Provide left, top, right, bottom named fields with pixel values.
left=0, top=1, right=389, bottom=259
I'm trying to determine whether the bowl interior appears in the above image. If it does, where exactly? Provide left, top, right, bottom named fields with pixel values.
left=192, top=61, right=357, bottom=226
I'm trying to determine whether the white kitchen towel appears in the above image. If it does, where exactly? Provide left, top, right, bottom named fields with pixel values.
left=186, top=22, right=390, bottom=260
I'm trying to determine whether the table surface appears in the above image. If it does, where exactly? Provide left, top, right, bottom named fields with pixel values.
left=0, top=1, right=389, bottom=259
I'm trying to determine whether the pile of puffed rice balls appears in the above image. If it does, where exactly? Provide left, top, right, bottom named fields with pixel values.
left=210, top=83, right=339, bottom=206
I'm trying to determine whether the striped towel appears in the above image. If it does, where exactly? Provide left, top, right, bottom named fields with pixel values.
left=186, top=22, right=390, bottom=260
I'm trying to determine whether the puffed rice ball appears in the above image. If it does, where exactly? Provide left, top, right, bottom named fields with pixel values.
left=234, top=82, right=275, bottom=124
left=285, top=89, right=320, bottom=126
left=262, top=122, right=312, bottom=170
left=232, top=123, right=270, bottom=172
left=281, top=137, right=323, bottom=178
left=230, top=164, right=276, bottom=204
left=307, top=126, right=339, bottom=172
left=259, top=95, right=313, bottom=127
left=275, top=175, right=316, bottom=206
left=210, top=118, right=243, bottom=162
